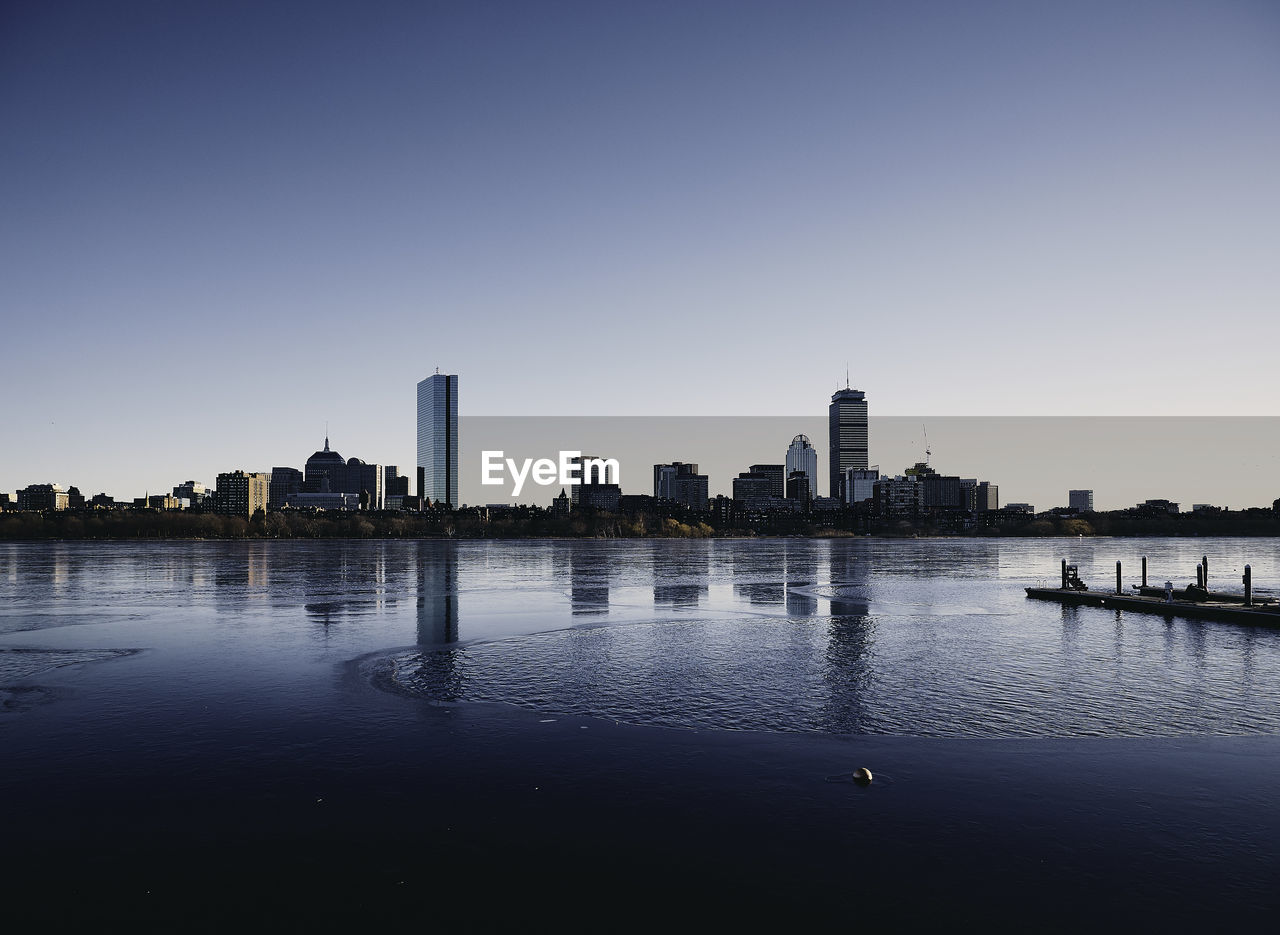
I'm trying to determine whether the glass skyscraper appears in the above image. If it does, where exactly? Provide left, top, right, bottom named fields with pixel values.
left=828, top=386, right=868, bottom=499
left=417, top=372, right=458, bottom=508
left=785, top=434, right=818, bottom=501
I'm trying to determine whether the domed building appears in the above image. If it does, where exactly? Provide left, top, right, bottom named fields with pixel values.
left=304, top=437, right=347, bottom=493
left=298, top=437, right=383, bottom=509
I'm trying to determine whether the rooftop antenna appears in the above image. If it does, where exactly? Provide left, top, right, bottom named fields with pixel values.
left=325, top=420, right=330, bottom=451
left=846, top=363, right=850, bottom=389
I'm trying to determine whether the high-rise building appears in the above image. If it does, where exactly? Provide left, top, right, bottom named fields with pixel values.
left=384, top=466, right=410, bottom=498
left=417, top=372, right=458, bottom=508
left=786, top=471, right=810, bottom=502
left=653, top=461, right=709, bottom=511
left=732, top=472, right=775, bottom=508
left=267, top=470, right=301, bottom=510
left=829, top=386, right=868, bottom=498
left=785, top=435, right=817, bottom=500
left=748, top=464, right=785, bottom=499
left=1069, top=489, right=1094, bottom=512
left=568, top=454, right=617, bottom=506
left=845, top=467, right=880, bottom=505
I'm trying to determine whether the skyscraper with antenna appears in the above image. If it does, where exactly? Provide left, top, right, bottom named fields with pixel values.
left=828, top=378, right=868, bottom=499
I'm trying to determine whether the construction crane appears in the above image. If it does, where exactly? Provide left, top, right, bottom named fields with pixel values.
left=922, top=424, right=931, bottom=466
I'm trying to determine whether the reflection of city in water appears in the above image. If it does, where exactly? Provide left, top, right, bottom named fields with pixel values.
left=7, top=539, right=1280, bottom=738
left=567, top=544, right=609, bottom=616
left=651, top=541, right=707, bottom=608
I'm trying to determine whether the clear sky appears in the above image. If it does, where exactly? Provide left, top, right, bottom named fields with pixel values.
left=2, top=0, right=1278, bottom=500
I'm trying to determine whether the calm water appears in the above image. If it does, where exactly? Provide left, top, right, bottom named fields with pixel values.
left=3, top=537, right=1279, bottom=736
left=4, top=537, right=1280, bottom=922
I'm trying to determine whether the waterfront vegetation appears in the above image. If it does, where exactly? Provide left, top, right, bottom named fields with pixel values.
left=1, top=504, right=1278, bottom=540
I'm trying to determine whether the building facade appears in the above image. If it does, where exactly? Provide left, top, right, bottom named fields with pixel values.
left=844, top=467, right=880, bottom=505
left=417, top=372, right=458, bottom=508
left=653, top=461, right=709, bottom=511
left=384, top=466, right=410, bottom=498
left=569, top=454, right=618, bottom=506
left=829, top=386, right=868, bottom=498
left=17, top=484, right=68, bottom=511
left=214, top=471, right=269, bottom=518
left=748, top=464, right=785, bottom=499
left=1069, top=489, right=1094, bottom=512
left=267, top=469, right=302, bottom=510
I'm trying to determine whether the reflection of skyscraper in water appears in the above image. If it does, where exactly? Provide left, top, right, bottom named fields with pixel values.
left=651, top=541, right=709, bottom=608
left=416, top=543, right=459, bottom=645
left=827, top=540, right=872, bottom=616
left=731, top=541, right=785, bottom=606
left=568, top=544, right=609, bottom=615
left=822, top=541, right=876, bottom=732
left=784, top=540, right=819, bottom=617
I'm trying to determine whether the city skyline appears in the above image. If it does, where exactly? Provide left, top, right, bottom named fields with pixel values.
left=2, top=2, right=1277, bottom=502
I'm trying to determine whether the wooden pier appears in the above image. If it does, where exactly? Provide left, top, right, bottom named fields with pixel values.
left=1025, top=586, right=1280, bottom=626
left=1026, top=555, right=1280, bottom=626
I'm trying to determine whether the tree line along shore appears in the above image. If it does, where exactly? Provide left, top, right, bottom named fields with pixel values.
left=1, top=505, right=1278, bottom=540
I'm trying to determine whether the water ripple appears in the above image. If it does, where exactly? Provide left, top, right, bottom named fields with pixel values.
left=381, top=614, right=1280, bottom=738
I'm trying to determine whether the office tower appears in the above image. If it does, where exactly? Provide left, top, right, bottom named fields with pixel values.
left=417, top=372, right=459, bottom=508
left=785, top=435, right=817, bottom=500
left=748, top=464, right=785, bottom=499
left=786, top=471, right=810, bottom=502
left=653, top=461, right=709, bottom=511
left=267, top=469, right=301, bottom=510
left=829, top=385, right=868, bottom=498
left=845, top=468, right=880, bottom=505
left=214, top=471, right=269, bottom=518
left=569, top=453, right=617, bottom=506
left=1069, top=489, right=1094, bottom=512
left=732, top=472, right=775, bottom=509
left=975, top=481, right=998, bottom=512
left=384, top=466, right=410, bottom=498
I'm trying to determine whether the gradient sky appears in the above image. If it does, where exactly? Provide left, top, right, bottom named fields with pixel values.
left=3, top=0, right=1278, bottom=500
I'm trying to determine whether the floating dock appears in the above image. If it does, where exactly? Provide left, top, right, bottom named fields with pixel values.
left=1025, top=586, right=1280, bottom=626
left=1026, top=555, right=1280, bottom=626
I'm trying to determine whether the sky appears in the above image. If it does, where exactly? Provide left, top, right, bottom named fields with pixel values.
left=2, top=0, right=1278, bottom=501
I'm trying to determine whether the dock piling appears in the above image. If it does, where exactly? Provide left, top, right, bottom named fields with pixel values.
left=1244, top=566, right=1252, bottom=607
left=1061, top=559, right=1067, bottom=590
left=1141, top=556, right=1148, bottom=588
left=1196, top=565, right=1204, bottom=589
left=1203, top=555, right=1209, bottom=589
left=1116, top=561, right=1122, bottom=595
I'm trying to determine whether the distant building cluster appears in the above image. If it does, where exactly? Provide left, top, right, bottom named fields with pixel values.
left=6, top=369, right=1275, bottom=527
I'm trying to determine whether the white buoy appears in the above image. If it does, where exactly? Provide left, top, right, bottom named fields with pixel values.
left=853, top=767, right=873, bottom=785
